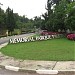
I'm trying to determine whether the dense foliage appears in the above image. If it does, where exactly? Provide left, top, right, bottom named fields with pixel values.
left=41, top=0, right=75, bottom=32
left=0, top=7, right=43, bottom=35
left=0, top=0, right=75, bottom=36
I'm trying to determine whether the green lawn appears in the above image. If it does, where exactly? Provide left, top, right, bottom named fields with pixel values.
left=0, top=38, right=75, bottom=61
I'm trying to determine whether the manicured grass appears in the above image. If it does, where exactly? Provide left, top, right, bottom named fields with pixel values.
left=0, top=38, right=75, bottom=61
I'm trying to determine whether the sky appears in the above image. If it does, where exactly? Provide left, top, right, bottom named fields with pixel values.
left=0, top=0, right=47, bottom=19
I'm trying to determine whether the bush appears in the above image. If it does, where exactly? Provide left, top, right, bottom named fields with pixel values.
left=12, top=29, right=21, bottom=35
left=67, top=34, right=75, bottom=40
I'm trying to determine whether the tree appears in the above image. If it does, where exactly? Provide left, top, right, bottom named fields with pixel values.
left=0, top=8, right=6, bottom=30
left=33, top=16, right=42, bottom=28
left=53, top=0, right=68, bottom=31
left=42, top=0, right=72, bottom=31
left=65, top=1, right=75, bottom=30
left=6, top=7, right=16, bottom=34
left=42, top=12, right=48, bottom=30
left=42, top=0, right=53, bottom=31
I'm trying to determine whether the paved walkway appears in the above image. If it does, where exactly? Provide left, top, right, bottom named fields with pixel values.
left=0, top=43, right=75, bottom=73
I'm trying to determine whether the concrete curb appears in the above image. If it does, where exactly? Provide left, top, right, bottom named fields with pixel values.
left=5, top=65, right=19, bottom=71
left=0, top=65, right=58, bottom=74
left=36, top=70, right=58, bottom=74
left=0, top=42, right=8, bottom=49
left=0, top=65, right=75, bottom=74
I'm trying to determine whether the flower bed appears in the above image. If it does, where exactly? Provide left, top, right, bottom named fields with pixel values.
left=40, top=31, right=64, bottom=38
left=40, top=31, right=59, bottom=35
left=67, top=33, right=75, bottom=40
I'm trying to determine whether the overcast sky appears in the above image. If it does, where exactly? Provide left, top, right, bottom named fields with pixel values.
left=0, top=0, right=47, bottom=19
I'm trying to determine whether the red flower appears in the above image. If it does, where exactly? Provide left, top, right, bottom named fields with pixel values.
left=67, top=34, right=75, bottom=40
